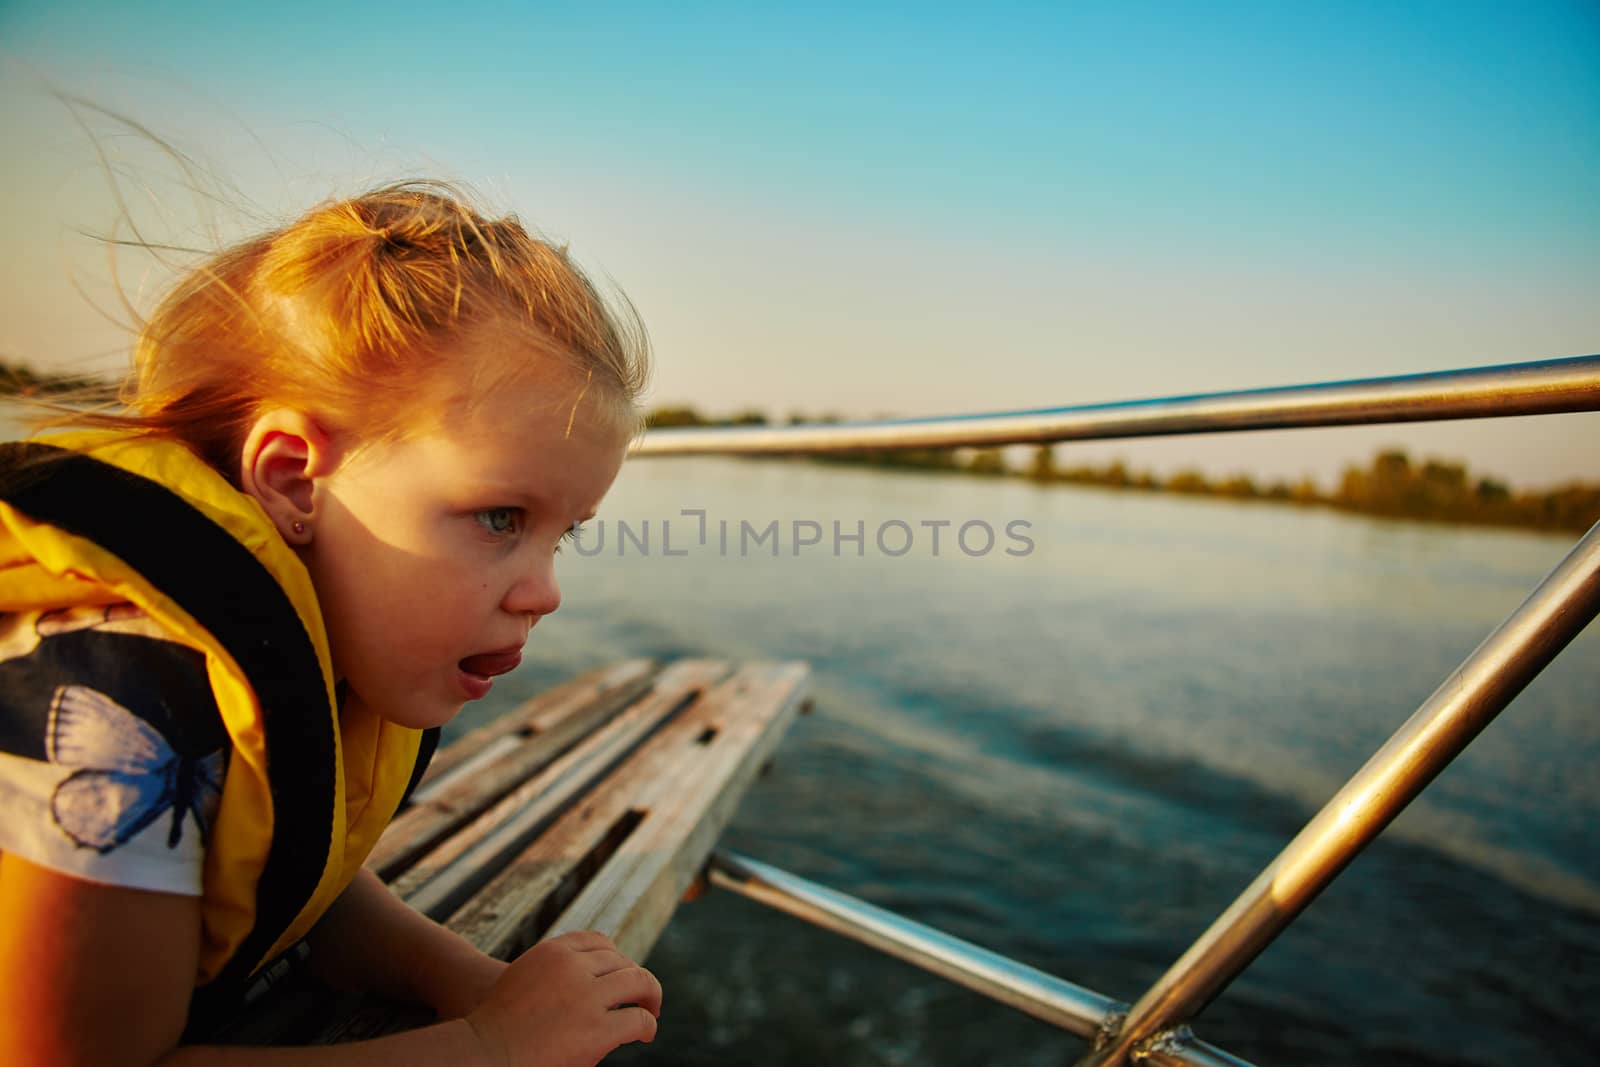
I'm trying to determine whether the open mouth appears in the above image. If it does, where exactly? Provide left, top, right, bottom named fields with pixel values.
left=458, top=650, right=523, bottom=679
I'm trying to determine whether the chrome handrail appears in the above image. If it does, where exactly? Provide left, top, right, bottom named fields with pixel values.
left=707, top=852, right=1257, bottom=1067
left=633, top=354, right=1600, bottom=455
left=706, top=852, right=1123, bottom=1039
left=675, top=353, right=1600, bottom=1066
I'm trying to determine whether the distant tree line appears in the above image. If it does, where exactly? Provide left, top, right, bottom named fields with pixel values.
left=646, top=405, right=1600, bottom=534
left=1030, top=446, right=1599, bottom=534
left=645, top=405, right=964, bottom=472
left=0, top=359, right=113, bottom=399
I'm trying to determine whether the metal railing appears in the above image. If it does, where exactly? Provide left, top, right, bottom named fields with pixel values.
left=631, top=354, right=1600, bottom=456
left=638, top=354, right=1600, bottom=1066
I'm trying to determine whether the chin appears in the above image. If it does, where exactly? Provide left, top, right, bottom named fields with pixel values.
left=379, top=696, right=465, bottom=731
left=342, top=680, right=462, bottom=730
left=408, top=701, right=465, bottom=730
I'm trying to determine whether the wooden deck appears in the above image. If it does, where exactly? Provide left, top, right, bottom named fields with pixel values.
left=220, top=657, right=811, bottom=1045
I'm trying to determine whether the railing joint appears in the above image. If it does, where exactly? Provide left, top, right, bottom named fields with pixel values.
left=1094, top=1009, right=1128, bottom=1051
left=1133, top=1025, right=1197, bottom=1060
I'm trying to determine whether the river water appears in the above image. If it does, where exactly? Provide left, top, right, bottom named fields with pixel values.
left=453, top=455, right=1599, bottom=1067
left=6, top=403, right=1591, bottom=1064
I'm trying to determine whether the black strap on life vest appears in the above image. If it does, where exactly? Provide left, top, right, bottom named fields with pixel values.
left=0, top=442, right=341, bottom=1021
left=399, top=725, right=442, bottom=811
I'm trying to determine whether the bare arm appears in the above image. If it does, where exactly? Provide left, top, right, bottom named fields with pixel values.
left=0, top=849, right=199, bottom=1065
left=0, top=852, right=659, bottom=1067
left=304, top=866, right=504, bottom=1019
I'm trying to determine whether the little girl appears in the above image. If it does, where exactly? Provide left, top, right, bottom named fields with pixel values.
left=0, top=181, right=660, bottom=1065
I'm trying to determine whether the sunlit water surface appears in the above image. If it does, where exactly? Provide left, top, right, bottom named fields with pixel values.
left=447, top=456, right=1599, bottom=1067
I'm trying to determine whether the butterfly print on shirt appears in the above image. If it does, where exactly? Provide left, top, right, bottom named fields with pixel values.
left=46, top=684, right=224, bottom=853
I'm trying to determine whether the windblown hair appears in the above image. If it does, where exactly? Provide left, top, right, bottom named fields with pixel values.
left=56, top=181, right=649, bottom=478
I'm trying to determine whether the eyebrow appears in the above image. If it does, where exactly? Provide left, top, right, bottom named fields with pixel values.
left=474, top=484, right=592, bottom=524
left=484, top=488, right=546, bottom=511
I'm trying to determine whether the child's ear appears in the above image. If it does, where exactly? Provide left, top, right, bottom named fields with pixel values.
left=238, top=410, right=338, bottom=546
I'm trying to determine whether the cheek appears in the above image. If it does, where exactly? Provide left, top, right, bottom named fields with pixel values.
left=313, top=526, right=454, bottom=645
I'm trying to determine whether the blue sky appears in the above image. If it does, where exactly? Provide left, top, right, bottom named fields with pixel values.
left=2, top=1, right=1596, bottom=487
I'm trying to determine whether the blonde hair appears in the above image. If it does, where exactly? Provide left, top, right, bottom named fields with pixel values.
left=55, top=181, right=649, bottom=478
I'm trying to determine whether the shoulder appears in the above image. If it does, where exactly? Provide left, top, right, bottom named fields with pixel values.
left=0, top=603, right=227, bottom=896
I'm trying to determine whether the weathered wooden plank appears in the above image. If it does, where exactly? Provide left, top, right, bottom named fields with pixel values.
left=413, top=659, right=656, bottom=792
left=443, top=661, right=810, bottom=961
left=392, top=659, right=732, bottom=919
left=545, top=661, right=810, bottom=960
left=220, top=657, right=809, bottom=1048
left=366, top=659, right=660, bottom=880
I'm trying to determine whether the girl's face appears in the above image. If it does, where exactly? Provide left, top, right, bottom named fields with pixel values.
left=300, top=375, right=629, bottom=729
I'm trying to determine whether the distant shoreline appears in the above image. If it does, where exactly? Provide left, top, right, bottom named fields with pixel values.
left=0, top=360, right=115, bottom=400
left=648, top=407, right=1600, bottom=536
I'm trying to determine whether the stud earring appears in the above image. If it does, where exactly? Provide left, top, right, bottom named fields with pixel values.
left=292, top=520, right=307, bottom=536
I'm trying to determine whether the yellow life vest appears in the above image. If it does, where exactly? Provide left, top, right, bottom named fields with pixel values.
left=0, top=431, right=427, bottom=1005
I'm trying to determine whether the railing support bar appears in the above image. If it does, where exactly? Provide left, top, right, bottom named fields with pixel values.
left=706, top=851, right=1258, bottom=1067
left=1076, top=518, right=1600, bottom=1066
left=706, top=850, right=1121, bottom=1039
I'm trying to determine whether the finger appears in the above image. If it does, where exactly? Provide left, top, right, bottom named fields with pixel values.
left=599, top=966, right=663, bottom=1017
left=605, top=1004, right=658, bottom=1046
left=586, top=949, right=634, bottom=977
left=551, top=929, right=615, bottom=953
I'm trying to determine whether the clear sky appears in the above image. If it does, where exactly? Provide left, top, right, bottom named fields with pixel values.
left=2, top=1, right=1596, bottom=488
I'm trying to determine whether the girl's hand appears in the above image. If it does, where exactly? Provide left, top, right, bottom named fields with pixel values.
left=464, top=930, right=662, bottom=1067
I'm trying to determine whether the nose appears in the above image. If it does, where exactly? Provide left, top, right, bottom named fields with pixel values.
left=502, top=555, right=561, bottom=619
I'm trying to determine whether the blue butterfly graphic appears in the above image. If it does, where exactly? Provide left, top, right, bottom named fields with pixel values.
left=46, top=685, right=224, bottom=853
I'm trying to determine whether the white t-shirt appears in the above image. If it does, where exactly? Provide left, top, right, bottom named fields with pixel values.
left=0, top=603, right=227, bottom=896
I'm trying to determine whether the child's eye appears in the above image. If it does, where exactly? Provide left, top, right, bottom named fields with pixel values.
left=475, top=508, right=524, bottom=537
left=555, top=520, right=585, bottom=555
